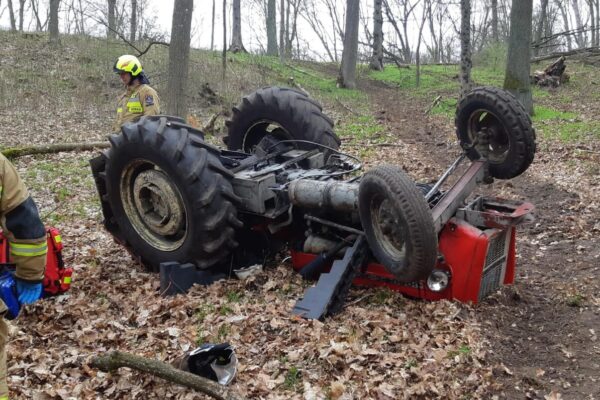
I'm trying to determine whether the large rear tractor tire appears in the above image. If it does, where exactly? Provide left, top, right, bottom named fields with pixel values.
left=224, top=86, right=341, bottom=154
left=358, top=165, right=438, bottom=282
left=98, top=116, right=243, bottom=272
left=455, top=86, right=536, bottom=179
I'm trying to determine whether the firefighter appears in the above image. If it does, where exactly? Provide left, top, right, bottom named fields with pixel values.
left=112, top=54, right=161, bottom=131
left=0, top=153, right=47, bottom=399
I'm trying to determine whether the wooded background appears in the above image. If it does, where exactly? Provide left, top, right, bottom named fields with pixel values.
left=1, top=0, right=599, bottom=114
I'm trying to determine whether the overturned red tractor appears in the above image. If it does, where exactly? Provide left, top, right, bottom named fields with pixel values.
left=90, top=86, right=536, bottom=319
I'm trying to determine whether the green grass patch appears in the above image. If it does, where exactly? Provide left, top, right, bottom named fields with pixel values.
left=226, top=290, right=243, bottom=303
left=532, top=106, right=577, bottom=121
left=195, top=303, right=216, bottom=324
left=430, top=98, right=458, bottom=118
left=555, top=120, right=600, bottom=141
left=219, top=304, right=233, bottom=316
left=448, top=344, right=472, bottom=358
left=532, top=106, right=600, bottom=140
left=566, top=293, right=584, bottom=307
left=369, top=64, right=458, bottom=93
left=216, top=324, right=231, bottom=341
left=230, top=52, right=365, bottom=104
left=336, top=114, right=384, bottom=141
left=284, top=366, right=301, bottom=390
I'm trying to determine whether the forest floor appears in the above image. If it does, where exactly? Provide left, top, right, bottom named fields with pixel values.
left=1, top=32, right=599, bottom=399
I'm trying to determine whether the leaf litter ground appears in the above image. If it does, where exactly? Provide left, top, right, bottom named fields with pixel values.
left=5, top=74, right=600, bottom=400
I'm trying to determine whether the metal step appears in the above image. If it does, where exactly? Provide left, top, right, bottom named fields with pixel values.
left=292, top=236, right=366, bottom=320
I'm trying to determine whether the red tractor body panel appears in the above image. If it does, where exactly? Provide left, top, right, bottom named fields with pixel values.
left=291, top=218, right=518, bottom=304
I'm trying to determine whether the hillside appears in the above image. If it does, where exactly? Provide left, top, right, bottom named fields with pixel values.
left=1, top=31, right=599, bottom=399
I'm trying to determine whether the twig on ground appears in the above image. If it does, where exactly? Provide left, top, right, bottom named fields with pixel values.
left=287, top=77, right=311, bottom=97
left=336, top=98, right=359, bottom=115
left=424, top=95, right=442, bottom=115
left=90, top=351, right=244, bottom=400
left=202, top=112, right=222, bottom=135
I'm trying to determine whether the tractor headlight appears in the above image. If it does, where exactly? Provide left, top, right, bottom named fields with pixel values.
left=426, top=269, right=451, bottom=292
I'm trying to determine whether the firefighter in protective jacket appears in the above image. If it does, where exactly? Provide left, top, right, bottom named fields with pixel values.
left=0, top=153, right=46, bottom=399
left=112, top=54, right=161, bottom=131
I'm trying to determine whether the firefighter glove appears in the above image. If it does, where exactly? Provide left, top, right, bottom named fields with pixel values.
left=16, top=280, right=42, bottom=305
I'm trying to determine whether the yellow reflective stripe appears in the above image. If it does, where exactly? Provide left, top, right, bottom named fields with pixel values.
left=54, top=234, right=62, bottom=244
left=63, top=276, right=72, bottom=284
left=127, top=100, right=143, bottom=113
left=117, top=107, right=123, bottom=113
left=10, top=242, right=48, bottom=257
left=0, top=396, right=8, bottom=400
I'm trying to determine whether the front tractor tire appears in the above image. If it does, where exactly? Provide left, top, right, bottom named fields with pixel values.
left=358, top=165, right=438, bottom=283
left=224, top=86, right=341, bottom=154
left=99, top=116, right=242, bottom=272
left=455, top=86, right=536, bottom=179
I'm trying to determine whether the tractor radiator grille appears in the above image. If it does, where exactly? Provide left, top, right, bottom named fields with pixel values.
left=479, top=231, right=508, bottom=301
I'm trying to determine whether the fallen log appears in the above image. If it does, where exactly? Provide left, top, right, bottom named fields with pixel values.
left=1, top=141, right=109, bottom=159
left=532, top=47, right=600, bottom=63
left=90, top=351, right=244, bottom=400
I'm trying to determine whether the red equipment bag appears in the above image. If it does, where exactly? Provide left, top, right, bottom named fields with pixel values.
left=0, top=227, right=73, bottom=296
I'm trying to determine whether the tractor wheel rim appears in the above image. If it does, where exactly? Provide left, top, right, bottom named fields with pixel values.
left=371, top=196, right=407, bottom=261
left=121, top=160, right=187, bottom=251
left=242, top=120, right=292, bottom=153
left=467, top=109, right=510, bottom=163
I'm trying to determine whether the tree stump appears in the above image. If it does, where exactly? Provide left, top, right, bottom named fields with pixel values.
left=532, top=56, right=570, bottom=87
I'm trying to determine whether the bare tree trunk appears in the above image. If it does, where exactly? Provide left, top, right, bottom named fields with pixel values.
left=492, top=0, right=499, bottom=41
left=130, top=0, right=137, bottom=42
left=338, top=0, right=360, bottom=89
left=504, top=0, right=533, bottom=114
left=301, top=0, right=337, bottom=62
left=426, top=3, right=441, bottom=62
left=266, top=0, right=277, bottom=55
left=415, top=0, right=429, bottom=87
left=166, top=0, right=194, bottom=117
left=382, top=0, right=413, bottom=64
left=587, top=0, right=596, bottom=46
left=556, top=0, right=573, bottom=50
left=534, top=0, right=549, bottom=56
left=107, top=0, right=116, bottom=38
left=31, top=0, right=44, bottom=30
left=285, top=0, right=291, bottom=56
left=572, top=0, right=586, bottom=47
left=369, top=0, right=384, bottom=70
left=459, top=0, right=472, bottom=99
left=596, top=0, right=600, bottom=47
left=285, top=0, right=300, bottom=57
left=279, top=0, right=285, bottom=63
left=18, top=0, right=25, bottom=31
left=229, top=0, right=246, bottom=52
left=49, top=0, right=60, bottom=44
left=211, top=0, right=215, bottom=50
left=8, top=0, right=17, bottom=31
left=222, top=0, right=227, bottom=87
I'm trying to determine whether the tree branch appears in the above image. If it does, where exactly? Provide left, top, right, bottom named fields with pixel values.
left=1, top=142, right=109, bottom=159
left=90, top=351, right=244, bottom=400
